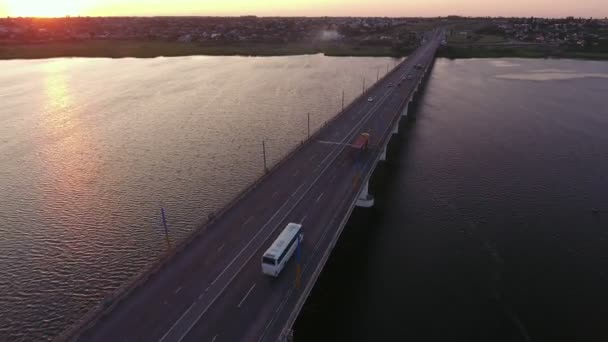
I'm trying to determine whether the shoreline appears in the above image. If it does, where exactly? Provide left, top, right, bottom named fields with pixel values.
left=438, top=45, right=608, bottom=61
left=2, top=41, right=607, bottom=61
left=0, top=40, right=412, bottom=59
left=2, top=40, right=608, bottom=61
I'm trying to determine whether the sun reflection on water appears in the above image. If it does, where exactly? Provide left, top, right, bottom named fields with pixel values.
left=37, top=60, right=104, bottom=237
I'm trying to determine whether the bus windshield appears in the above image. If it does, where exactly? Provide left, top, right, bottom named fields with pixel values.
left=262, top=256, right=276, bottom=265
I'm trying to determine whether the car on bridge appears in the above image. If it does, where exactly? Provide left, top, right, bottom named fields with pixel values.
left=367, top=96, right=374, bottom=102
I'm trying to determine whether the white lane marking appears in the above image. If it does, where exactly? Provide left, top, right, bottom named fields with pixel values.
left=293, top=183, right=304, bottom=196
left=164, top=57, right=407, bottom=342
left=317, top=140, right=349, bottom=146
left=315, top=193, right=324, bottom=203
left=167, top=189, right=296, bottom=341
left=170, top=300, right=198, bottom=330
left=243, top=216, right=254, bottom=226
left=174, top=286, right=182, bottom=295
left=300, top=215, right=308, bottom=225
left=237, top=283, right=256, bottom=308
left=211, top=334, right=218, bottom=342
left=217, top=243, right=225, bottom=253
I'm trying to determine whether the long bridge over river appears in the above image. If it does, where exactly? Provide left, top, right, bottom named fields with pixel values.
left=59, top=29, right=444, bottom=342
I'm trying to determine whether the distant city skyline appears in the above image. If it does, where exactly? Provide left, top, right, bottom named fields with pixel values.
left=1, top=0, right=607, bottom=18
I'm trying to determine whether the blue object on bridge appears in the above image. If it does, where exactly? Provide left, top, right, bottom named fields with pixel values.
left=296, top=233, right=302, bottom=262
left=161, top=207, right=169, bottom=234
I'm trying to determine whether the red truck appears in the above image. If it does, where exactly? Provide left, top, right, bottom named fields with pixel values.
left=353, top=133, right=370, bottom=151
left=351, top=133, right=370, bottom=162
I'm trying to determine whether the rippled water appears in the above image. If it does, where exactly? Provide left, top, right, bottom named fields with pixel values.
left=0, top=55, right=399, bottom=341
left=295, top=58, right=608, bottom=341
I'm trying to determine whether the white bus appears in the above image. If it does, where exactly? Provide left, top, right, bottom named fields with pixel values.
left=262, top=223, right=303, bottom=277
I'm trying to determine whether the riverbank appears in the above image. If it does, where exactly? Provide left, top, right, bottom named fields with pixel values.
left=0, top=40, right=412, bottom=59
left=2, top=40, right=608, bottom=60
left=438, top=45, right=608, bottom=60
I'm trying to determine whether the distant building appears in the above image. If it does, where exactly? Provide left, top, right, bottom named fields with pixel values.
left=178, top=34, right=192, bottom=43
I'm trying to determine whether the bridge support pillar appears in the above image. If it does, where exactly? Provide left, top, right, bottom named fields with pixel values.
left=392, top=122, right=399, bottom=135
left=401, top=102, right=409, bottom=117
left=379, top=146, right=387, bottom=161
left=356, top=181, right=374, bottom=208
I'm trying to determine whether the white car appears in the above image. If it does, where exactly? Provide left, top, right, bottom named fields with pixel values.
left=367, top=97, right=374, bottom=102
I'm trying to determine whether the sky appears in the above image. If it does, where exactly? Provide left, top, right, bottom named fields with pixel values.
left=0, top=0, right=607, bottom=18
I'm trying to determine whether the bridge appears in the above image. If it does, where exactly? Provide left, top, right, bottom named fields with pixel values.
left=59, top=29, right=444, bottom=342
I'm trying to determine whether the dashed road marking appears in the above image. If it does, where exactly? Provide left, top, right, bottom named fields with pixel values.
left=243, top=216, right=254, bottom=226
left=316, top=193, right=324, bottom=203
left=217, top=243, right=225, bottom=253
left=237, top=283, right=256, bottom=308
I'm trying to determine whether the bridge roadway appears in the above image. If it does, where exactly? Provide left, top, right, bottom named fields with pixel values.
left=71, top=31, right=442, bottom=342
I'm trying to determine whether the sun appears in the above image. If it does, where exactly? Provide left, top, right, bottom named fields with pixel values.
left=5, top=0, right=85, bottom=17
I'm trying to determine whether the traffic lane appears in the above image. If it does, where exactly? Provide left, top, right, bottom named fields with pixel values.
left=182, top=179, right=348, bottom=342
left=181, top=156, right=350, bottom=342
left=261, top=149, right=368, bottom=341
left=241, top=157, right=357, bottom=341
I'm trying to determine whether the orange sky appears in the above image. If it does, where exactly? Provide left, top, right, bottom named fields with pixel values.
left=1, top=0, right=607, bottom=18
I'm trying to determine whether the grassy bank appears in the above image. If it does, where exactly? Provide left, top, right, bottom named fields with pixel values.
left=0, top=40, right=411, bottom=59
left=438, top=45, right=608, bottom=60
left=2, top=39, right=607, bottom=61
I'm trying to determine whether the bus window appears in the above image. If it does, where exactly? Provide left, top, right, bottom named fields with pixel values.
left=262, top=256, right=276, bottom=265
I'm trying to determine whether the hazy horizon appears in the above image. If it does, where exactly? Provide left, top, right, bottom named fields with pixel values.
left=1, top=0, right=607, bottom=19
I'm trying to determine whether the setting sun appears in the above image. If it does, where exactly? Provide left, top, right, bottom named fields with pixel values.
left=0, top=0, right=606, bottom=17
left=4, top=0, right=86, bottom=17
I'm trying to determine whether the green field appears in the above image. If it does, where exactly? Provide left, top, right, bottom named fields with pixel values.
left=447, top=33, right=507, bottom=45
left=438, top=45, right=608, bottom=60
left=0, top=40, right=412, bottom=59
left=2, top=39, right=606, bottom=61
